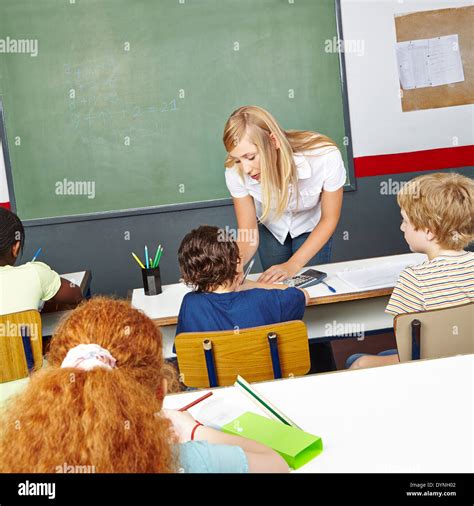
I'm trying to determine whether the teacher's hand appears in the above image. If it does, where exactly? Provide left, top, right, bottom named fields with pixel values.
left=257, top=261, right=301, bottom=284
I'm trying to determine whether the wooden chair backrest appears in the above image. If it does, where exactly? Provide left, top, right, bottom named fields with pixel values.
left=394, top=302, right=473, bottom=362
left=0, top=310, right=43, bottom=383
left=175, top=320, right=310, bottom=387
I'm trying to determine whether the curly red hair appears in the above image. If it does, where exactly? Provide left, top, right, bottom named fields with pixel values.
left=0, top=297, right=179, bottom=473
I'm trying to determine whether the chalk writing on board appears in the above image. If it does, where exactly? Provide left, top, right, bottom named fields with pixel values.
left=63, top=57, right=179, bottom=144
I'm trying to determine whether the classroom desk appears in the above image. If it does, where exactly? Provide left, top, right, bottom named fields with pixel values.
left=41, top=270, right=91, bottom=337
left=132, top=253, right=427, bottom=358
left=163, top=354, right=474, bottom=473
left=64, top=270, right=92, bottom=296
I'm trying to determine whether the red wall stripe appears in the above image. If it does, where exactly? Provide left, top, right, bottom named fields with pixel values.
left=354, top=145, right=474, bottom=178
left=0, top=202, right=11, bottom=210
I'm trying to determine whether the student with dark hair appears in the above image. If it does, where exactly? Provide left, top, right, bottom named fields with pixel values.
left=176, top=225, right=309, bottom=336
left=0, top=207, right=83, bottom=315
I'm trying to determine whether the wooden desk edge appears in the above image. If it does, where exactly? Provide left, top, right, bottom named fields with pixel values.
left=307, top=287, right=393, bottom=306
left=150, top=287, right=394, bottom=327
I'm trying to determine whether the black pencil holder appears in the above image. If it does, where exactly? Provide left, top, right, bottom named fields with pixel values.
left=142, top=266, right=162, bottom=296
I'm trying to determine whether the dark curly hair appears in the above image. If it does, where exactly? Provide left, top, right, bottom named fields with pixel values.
left=178, top=225, right=240, bottom=292
left=0, top=207, right=24, bottom=261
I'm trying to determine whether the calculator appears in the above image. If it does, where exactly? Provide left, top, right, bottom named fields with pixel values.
left=283, top=269, right=327, bottom=288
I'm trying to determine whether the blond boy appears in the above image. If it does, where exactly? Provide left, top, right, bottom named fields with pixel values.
left=350, top=172, right=474, bottom=370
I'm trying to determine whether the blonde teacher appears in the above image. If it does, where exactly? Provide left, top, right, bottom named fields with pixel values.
left=223, top=105, right=346, bottom=283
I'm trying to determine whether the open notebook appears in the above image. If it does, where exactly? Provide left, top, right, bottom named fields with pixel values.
left=194, top=377, right=323, bottom=470
left=195, top=396, right=245, bottom=430
left=195, top=376, right=299, bottom=429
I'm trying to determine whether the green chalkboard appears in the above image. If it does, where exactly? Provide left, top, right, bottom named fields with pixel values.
left=0, top=0, right=354, bottom=222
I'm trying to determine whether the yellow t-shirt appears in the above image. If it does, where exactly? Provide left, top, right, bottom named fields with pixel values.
left=0, top=261, right=61, bottom=315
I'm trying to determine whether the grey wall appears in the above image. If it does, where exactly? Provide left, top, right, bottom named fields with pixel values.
left=23, top=167, right=474, bottom=297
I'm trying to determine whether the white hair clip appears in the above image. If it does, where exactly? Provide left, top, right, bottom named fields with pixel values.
left=61, top=344, right=117, bottom=371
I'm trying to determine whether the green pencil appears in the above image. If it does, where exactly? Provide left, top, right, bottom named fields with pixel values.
left=152, top=245, right=162, bottom=268
left=155, top=247, right=163, bottom=267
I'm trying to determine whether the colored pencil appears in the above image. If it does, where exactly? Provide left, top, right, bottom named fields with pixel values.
left=235, top=375, right=300, bottom=429
left=145, top=245, right=149, bottom=268
left=178, top=391, right=213, bottom=412
left=31, top=247, right=42, bottom=262
left=152, top=245, right=162, bottom=269
left=131, top=252, right=145, bottom=269
left=155, top=247, right=164, bottom=267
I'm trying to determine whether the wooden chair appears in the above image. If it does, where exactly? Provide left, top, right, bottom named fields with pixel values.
left=0, top=310, right=43, bottom=383
left=394, top=302, right=473, bottom=363
left=175, top=320, right=311, bottom=388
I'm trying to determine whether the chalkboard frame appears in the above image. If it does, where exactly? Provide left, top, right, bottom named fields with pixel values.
left=0, top=101, right=17, bottom=213
left=2, top=0, right=355, bottom=227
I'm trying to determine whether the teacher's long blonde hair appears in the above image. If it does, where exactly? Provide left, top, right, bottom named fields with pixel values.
left=223, top=105, right=338, bottom=222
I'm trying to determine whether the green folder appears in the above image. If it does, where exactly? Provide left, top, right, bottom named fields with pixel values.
left=222, top=411, right=323, bottom=470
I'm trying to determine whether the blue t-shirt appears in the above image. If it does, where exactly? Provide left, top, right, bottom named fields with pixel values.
left=175, top=287, right=305, bottom=338
left=178, top=441, right=248, bottom=473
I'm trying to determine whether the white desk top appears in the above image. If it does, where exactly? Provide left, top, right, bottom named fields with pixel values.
left=132, top=253, right=426, bottom=323
left=164, top=355, right=473, bottom=473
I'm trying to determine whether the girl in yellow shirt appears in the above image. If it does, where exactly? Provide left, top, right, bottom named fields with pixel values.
left=0, top=207, right=83, bottom=315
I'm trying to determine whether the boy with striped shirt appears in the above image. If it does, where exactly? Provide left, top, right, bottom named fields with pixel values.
left=349, top=172, right=473, bottom=370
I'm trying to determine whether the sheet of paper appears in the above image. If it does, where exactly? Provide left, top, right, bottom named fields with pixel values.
left=61, top=271, right=86, bottom=287
left=195, top=397, right=247, bottom=430
left=336, top=260, right=417, bottom=291
left=428, top=35, right=465, bottom=86
left=396, top=34, right=464, bottom=89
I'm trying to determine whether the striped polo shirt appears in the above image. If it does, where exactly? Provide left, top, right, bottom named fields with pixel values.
left=386, top=251, right=474, bottom=316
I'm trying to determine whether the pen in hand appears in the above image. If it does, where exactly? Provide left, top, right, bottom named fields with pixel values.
left=240, top=258, right=255, bottom=285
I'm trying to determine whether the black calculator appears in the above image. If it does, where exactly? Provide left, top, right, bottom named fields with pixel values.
left=283, top=269, right=327, bottom=288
